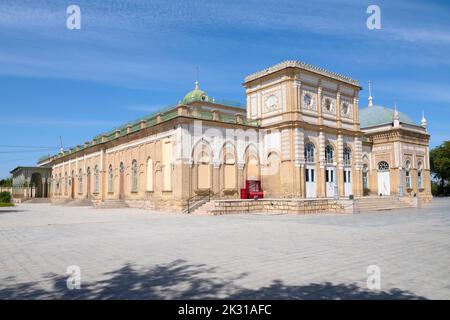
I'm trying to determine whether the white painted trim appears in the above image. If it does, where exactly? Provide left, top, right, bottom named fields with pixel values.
left=52, top=151, right=101, bottom=169
left=106, top=130, right=175, bottom=154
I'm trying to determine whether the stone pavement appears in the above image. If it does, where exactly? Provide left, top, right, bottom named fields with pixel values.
left=0, top=198, right=449, bottom=299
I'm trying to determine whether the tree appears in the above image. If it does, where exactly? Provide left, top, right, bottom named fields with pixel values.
left=430, top=140, right=450, bottom=196
left=0, top=178, right=12, bottom=187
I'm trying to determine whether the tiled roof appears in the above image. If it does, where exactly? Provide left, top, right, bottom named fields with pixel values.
left=359, top=105, right=417, bottom=128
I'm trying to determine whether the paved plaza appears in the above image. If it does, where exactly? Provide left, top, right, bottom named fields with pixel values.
left=0, top=199, right=449, bottom=299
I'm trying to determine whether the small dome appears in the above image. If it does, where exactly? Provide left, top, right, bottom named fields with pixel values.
left=181, top=81, right=211, bottom=104
left=359, top=105, right=416, bottom=128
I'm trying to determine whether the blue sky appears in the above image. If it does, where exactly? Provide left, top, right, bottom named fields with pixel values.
left=1, top=0, right=449, bottom=178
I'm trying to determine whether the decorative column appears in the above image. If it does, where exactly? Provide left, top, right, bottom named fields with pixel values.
left=353, top=97, right=359, bottom=131
left=300, top=163, right=306, bottom=198
left=237, top=162, right=245, bottom=192
left=317, top=85, right=323, bottom=126
left=294, top=76, right=302, bottom=114
left=212, top=160, right=221, bottom=196
left=337, top=134, right=344, bottom=198
left=354, top=136, right=363, bottom=197
left=336, top=88, right=342, bottom=129
left=187, top=161, right=194, bottom=199
left=294, top=127, right=305, bottom=198
left=318, top=131, right=326, bottom=197
left=100, top=148, right=106, bottom=202
left=398, top=166, right=404, bottom=197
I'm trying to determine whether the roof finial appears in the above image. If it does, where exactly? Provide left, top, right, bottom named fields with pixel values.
left=368, top=81, right=373, bottom=108
left=195, top=66, right=200, bottom=90
left=421, top=110, right=427, bottom=129
left=393, top=103, right=400, bottom=120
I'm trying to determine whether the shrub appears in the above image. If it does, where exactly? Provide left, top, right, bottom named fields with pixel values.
left=0, top=191, right=11, bottom=204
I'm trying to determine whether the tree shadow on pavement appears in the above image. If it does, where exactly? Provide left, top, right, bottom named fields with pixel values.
left=0, top=259, right=426, bottom=300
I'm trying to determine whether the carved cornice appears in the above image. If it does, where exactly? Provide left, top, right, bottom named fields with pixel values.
left=244, top=60, right=361, bottom=87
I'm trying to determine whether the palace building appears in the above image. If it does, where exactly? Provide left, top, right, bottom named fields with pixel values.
left=12, top=60, right=432, bottom=212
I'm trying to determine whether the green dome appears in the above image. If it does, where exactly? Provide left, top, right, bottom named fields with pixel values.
left=359, top=105, right=416, bottom=128
left=181, top=81, right=212, bottom=104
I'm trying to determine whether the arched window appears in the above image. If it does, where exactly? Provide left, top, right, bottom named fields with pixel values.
left=108, top=165, right=113, bottom=193
left=78, top=169, right=83, bottom=194
left=363, top=164, right=369, bottom=189
left=418, top=161, right=423, bottom=189
left=57, top=173, right=61, bottom=194
left=94, top=165, right=99, bottom=193
left=378, top=161, right=389, bottom=171
left=131, top=160, right=138, bottom=192
left=305, top=142, right=315, bottom=163
left=343, top=147, right=352, bottom=166
left=325, top=145, right=334, bottom=164
left=146, top=158, right=153, bottom=192
left=405, top=160, right=411, bottom=189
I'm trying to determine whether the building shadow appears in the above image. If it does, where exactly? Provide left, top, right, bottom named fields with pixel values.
left=0, top=210, right=27, bottom=214
left=0, top=259, right=426, bottom=300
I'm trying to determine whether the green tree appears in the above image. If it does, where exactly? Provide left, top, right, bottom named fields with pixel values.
left=0, top=191, right=11, bottom=203
left=430, top=140, right=450, bottom=196
left=0, top=178, right=12, bottom=187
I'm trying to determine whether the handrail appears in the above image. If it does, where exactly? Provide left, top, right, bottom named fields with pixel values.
left=186, top=189, right=211, bottom=214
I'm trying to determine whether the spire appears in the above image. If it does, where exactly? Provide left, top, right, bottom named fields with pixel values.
left=368, top=81, right=373, bottom=108
left=393, top=103, right=400, bottom=128
left=194, top=80, right=199, bottom=90
left=393, top=103, right=400, bottom=120
left=421, top=110, right=427, bottom=129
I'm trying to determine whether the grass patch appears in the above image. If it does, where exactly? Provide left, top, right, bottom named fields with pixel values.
left=0, top=203, right=14, bottom=207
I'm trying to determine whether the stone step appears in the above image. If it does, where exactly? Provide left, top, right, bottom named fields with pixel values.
left=189, top=201, right=215, bottom=214
left=51, top=199, right=73, bottom=205
left=95, top=200, right=129, bottom=209
left=23, top=198, right=51, bottom=204
left=63, top=199, right=94, bottom=207
left=354, top=196, right=418, bottom=212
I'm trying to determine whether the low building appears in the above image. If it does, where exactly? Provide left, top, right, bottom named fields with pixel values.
left=26, top=60, right=430, bottom=210
left=10, top=166, right=52, bottom=201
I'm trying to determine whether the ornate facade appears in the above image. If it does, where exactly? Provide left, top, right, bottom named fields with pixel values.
left=29, top=61, right=431, bottom=210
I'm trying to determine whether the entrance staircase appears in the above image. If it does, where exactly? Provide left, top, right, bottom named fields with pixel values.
left=188, top=201, right=215, bottom=215
left=23, top=198, right=51, bottom=204
left=95, top=199, right=129, bottom=209
left=354, top=196, right=417, bottom=213
left=63, top=199, right=94, bottom=207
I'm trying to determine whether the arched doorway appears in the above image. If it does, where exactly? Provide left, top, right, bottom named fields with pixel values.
left=31, top=173, right=43, bottom=198
left=304, top=142, right=316, bottom=198
left=377, top=161, right=390, bottom=196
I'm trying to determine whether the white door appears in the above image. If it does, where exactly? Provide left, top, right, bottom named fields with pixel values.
left=377, top=171, right=390, bottom=196
left=344, top=168, right=352, bottom=197
left=305, top=166, right=316, bottom=198
left=326, top=167, right=336, bottom=197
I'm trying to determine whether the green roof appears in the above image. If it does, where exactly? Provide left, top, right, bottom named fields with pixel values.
left=181, top=81, right=213, bottom=104
left=359, top=105, right=417, bottom=128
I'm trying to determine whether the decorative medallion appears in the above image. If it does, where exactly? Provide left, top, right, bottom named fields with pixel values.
left=322, top=96, right=336, bottom=114
left=340, top=101, right=353, bottom=118
left=264, top=94, right=279, bottom=113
